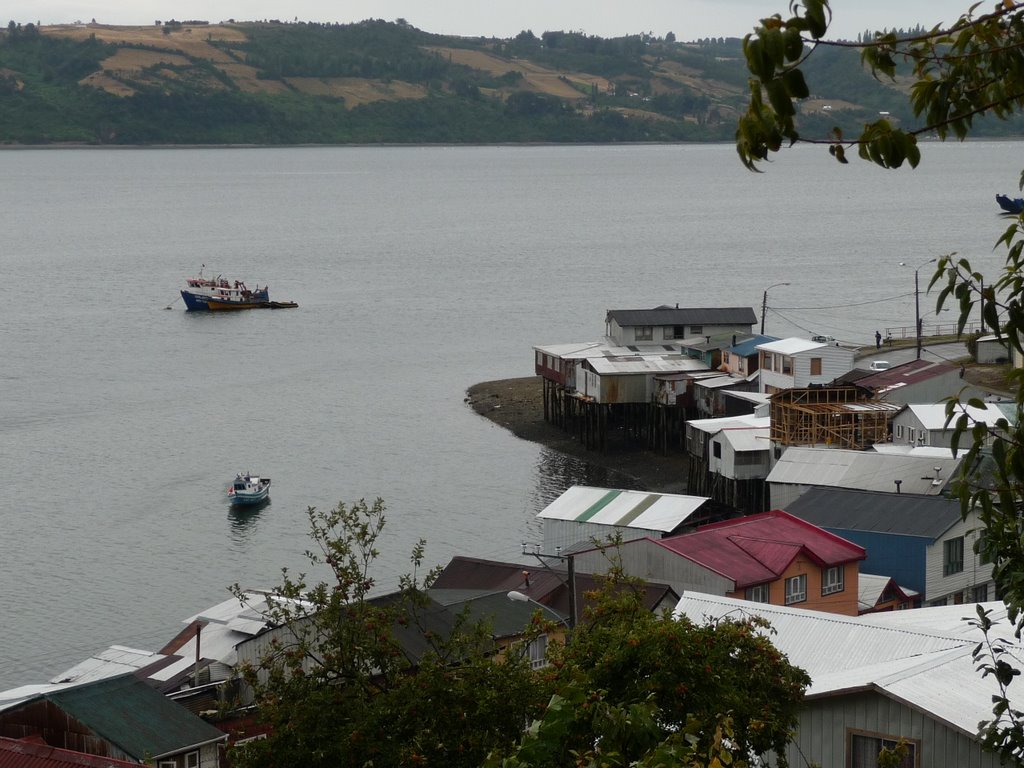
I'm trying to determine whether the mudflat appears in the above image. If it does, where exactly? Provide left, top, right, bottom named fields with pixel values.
left=465, top=376, right=688, bottom=494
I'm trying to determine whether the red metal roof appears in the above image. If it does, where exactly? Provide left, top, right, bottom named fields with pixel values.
left=0, top=737, right=140, bottom=768
left=654, top=510, right=865, bottom=588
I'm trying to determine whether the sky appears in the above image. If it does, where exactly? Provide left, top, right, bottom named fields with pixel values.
left=9, top=0, right=979, bottom=41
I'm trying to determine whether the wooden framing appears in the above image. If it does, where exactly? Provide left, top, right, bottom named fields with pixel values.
left=770, top=386, right=893, bottom=450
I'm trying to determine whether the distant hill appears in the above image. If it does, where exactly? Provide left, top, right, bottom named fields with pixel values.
left=0, top=18, right=1020, bottom=145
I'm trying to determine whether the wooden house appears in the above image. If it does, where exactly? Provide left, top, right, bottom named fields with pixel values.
left=674, top=594, right=1017, bottom=768
left=0, top=674, right=227, bottom=767
left=720, top=334, right=777, bottom=377
left=837, top=359, right=981, bottom=405
left=892, top=402, right=1014, bottom=449
left=573, top=510, right=866, bottom=616
left=604, top=306, right=756, bottom=347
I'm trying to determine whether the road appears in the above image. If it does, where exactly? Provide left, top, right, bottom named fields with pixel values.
left=857, top=341, right=969, bottom=369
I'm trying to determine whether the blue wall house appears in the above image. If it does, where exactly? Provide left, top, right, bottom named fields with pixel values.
left=784, top=486, right=962, bottom=597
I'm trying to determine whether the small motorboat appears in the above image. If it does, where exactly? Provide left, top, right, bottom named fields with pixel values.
left=228, top=472, right=271, bottom=505
left=996, top=193, right=1024, bottom=215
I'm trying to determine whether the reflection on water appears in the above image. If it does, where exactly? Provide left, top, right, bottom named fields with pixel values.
left=529, top=447, right=646, bottom=520
left=228, top=500, right=270, bottom=544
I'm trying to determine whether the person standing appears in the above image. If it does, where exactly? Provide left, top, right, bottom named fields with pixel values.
left=875, top=330, right=882, bottom=349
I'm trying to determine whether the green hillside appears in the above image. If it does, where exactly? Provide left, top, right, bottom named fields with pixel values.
left=0, top=18, right=1020, bottom=145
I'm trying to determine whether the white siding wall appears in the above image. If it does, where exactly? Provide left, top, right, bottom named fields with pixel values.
left=925, top=513, right=995, bottom=604
left=721, top=443, right=770, bottom=480
left=542, top=519, right=660, bottom=555
left=766, top=482, right=809, bottom=510
left=570, top=539, right=734, bottom=597
left=793, top=345, right=855, bottom=387
left=891, top=411, right=938, bottom=447
left=780, top=690, right=1002, bottom=768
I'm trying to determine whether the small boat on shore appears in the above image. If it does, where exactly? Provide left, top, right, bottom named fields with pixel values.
left=206, top=297, right=298, bottom=311
left=996, top=193, right=1024, bottom=215
left=228, top=472, right=271, bottom=505
left=181, top=266, right=269, bottom=311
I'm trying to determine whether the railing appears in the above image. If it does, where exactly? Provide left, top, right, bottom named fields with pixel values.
left=883, top=320, right=982, bottom=341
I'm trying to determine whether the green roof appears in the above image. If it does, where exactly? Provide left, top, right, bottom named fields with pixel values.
left=44, top=674, right=225, bottom=759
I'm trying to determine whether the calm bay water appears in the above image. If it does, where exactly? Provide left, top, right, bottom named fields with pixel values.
left=0, top=141, right=1019, bottom=688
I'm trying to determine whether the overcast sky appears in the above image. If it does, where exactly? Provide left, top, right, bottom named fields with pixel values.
left=11, top=0, right=976, bottom=41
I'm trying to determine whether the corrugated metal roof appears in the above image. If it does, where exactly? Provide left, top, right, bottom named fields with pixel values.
left=607, top=307, right=757, bottom=327
left=687, top=414, right=769, bottom=435
left=767, top=447, right=962, bottom=495
left=537, top=486, right=709, bottom=532
left=906, top=402, right=1013, bottom=430
left=534, top=340, right=690, bottom=360
left=857, top=573, right=917, bottom=611
left=47, top=646, right=165, bottom=687
left=785, top=487, right=961, bottom=539
left=726, top=335, right=779, bottom=356
left=720, top=427, right=770, bottom=452
left=657, top=511, right=865, bottom=588
left=674, top=592, right=974, bottom=676
left=33, top=674, right=225, bottom=759
left=0, top=737, right=141, bottom=768
left=757, top=337, right=826, bottom=355
left=429, top=589, right=568, bottom=638
left=855, top=359, right=956, bottom=390
left=693, top=374, right=747, bottom=389
left=586, top=355, right=709, bottom=374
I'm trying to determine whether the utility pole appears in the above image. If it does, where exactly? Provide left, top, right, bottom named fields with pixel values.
left=522, top=542, right=576, bottom=629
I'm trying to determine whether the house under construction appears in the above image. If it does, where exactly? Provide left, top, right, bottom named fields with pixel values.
left=770, top=385, right=901, bottom=450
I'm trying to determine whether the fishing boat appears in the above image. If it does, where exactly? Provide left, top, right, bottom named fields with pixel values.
left=206, top=297, right=298, bottom=311
left=996, top=193, right=1024, bottom=215
left=228, top=472, right=271, bottom=505
left=181, top=266, right=269, bottom=311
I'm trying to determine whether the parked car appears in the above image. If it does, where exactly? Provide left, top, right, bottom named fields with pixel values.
left=869, top=360, right=892, bottom=371
left=811, top=334, right=836, bottom=344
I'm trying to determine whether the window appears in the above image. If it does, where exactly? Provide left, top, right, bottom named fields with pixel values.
left=781, top=355, right=793, bottom=374
left=690, top=325, right=703, bottom=335
left=670, top=325, right=687, bottom=338
left=712, top=441, right=722, bottom=459
left=745, top=583, right=769, bottom=602
left=908, top=427, right=916, bottom=443
left=810, top=357, right=822, bottom=375
left=636, top=326, right=653, bottom=341
left=821, top=565, right=844, bottom=595
left=849, top=731, right=918, bottom=768
left=972, top=584, right=989, bottom=602
left=526, top=634, right=548, bottom=669
left=158, top=762, right=176, bottom=768
left=895, top=424, right=904, bottom=439
left=185, top=753, right=200, bottom=768
left=536, top=351, right=543, bottom=366
left=785, top=574, right=807, bottom=604
left=762, top=352, right=773, bottom=372
left=944, top=536, right=965, bottom=576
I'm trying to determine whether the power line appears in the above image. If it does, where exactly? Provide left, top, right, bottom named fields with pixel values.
left=773, top=290, right=916, bottom=311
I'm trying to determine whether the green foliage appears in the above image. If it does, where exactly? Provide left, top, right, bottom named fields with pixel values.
left=736, top=0, right=1024, bottom=170
left=228, top=499, right=546, bottom=768
left=488, top=567, right=810, bottom=767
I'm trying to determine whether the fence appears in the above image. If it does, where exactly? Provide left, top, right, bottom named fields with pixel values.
left=883, top=320, right=982, bottom=341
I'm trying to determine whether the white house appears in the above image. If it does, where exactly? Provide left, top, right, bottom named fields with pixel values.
left=757, top=337, right=855, bottom=394
left=674, top=593, right=1019, bottom=768
left=926, top=508, right=995, bottom=606
left=892, top=402, right=1014, bottom=449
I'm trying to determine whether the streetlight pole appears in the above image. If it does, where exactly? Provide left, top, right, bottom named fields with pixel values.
left=760, top=281, right=790, bottom=335
left=899, top=258, right=937, bottom=360
left=522, top=542, right=576, bottom=629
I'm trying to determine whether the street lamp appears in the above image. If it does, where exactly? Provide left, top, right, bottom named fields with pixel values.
left=899, top=258, right=937, bottom=360
left=522, top=542, right=577, bottom=629
left=760, top=282, right=790, bottom=335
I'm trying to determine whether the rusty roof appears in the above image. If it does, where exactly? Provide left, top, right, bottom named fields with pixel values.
left=0, top=737, right=140, bottom=768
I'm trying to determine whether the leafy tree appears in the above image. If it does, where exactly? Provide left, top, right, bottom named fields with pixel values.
left=228, top=499, right=547, bottom=768
left=487, top=567, right=810, bottom=767
left=735, top=1, right=1024, bottom=763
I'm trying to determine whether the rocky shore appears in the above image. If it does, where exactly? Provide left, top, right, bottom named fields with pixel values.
left=465, top=376, right=688, bottom=494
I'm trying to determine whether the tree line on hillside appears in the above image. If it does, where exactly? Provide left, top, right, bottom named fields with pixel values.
left=0, top=17, right=1023, bottom=145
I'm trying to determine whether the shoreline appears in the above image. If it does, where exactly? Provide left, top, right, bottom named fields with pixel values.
left=466, top=376, right=688, bottom=494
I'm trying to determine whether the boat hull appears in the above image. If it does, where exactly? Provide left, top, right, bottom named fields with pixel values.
left=182, top=285, right=269, bottom=312
left=230, top=488, right=270, bottom=505
left=207, top=298, right=297, bottom=311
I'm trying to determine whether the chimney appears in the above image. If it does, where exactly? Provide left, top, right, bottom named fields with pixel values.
left=894, top=479, right=902, bottom=494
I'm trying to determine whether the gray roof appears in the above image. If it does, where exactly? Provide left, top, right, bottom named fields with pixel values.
left=767, top=447, right=962, bottom=496
left=784, top=487, right=962, bottom=539
left=607, top=307, right=757, bottom=327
